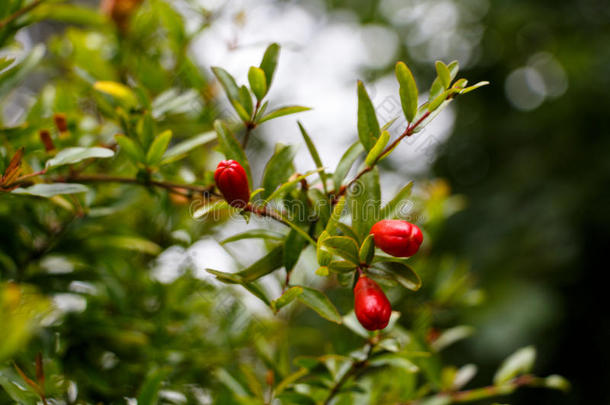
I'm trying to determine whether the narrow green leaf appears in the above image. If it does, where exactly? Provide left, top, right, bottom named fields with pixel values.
left=429, top=77, right=444, bottom=101
left=348, top=168, right=380, bottom=240
left=221, top=229, right=284, bottom=244
left=372, top=260, right=422, bottom=291
left=447, top=60, right=459, bottom=81
left=542, top=375, right=570, bottom=392
left=238, top=85, right=253, bottom=117
left=146, top=130, right=172, bottom=166
left=211, top=66, right=240, bottom=102
left=430, top=326, right=475, bottom=352
left=161, top=131, right=216, bottom=164
left=357, top=80, right=380, bottom=151
left=45, top=147, right=114, bottom=169
left=192, top=200, right=235, bottom=219
left=369, top=354, right=418, bottom=373
left=364, top=130, right=390, bottom=167
left=435, top=61, right=451, bottom=89
left=12, top=183, right=88, bottom=197
left=315, top=266, right=329, bottom=276
left=261, top=144, right=295, bottom=199
left=322, top=236, right=360, bottom=264
left=380, top=182, right=413, bottom=219
left=231, top=99, right=251, bottom=122
left=271, top=286, right=304, bottom=313
left=264, top=168, right=323, bottom=203
left=395, top=62, right=418, bottom=122
left=248, top=66, right=267, bottom=101
left=336, top=222, right=359, bottom=242
left=332, top=142, right=364, bottom=190
left=428, top=89, right=451, bottom=112
left=137, top=369, right=166, bottom=405
left=214, top=120, right=252, bottom=186
left=459, top=81, right=490, bottom=95
left=207, top=245, right=284, bottom=284
left=259, top=106, right=311, bottom=123
left=493, top=346, right=536, bottom=385
left=298, top=121, right=328, bottom=193
left=237, top=245, right=284, bottom=283
left=317, top=231, right=333, bottom=266
left=325, top=196, right=346, bottom=234
left=296, top=286, right=342, bottom=323
left=359, top=234, right=375, bottom=265
left=284, top=227, right=307, bottom=272
left=259, top=43, right=280, bottom=89
left=242, top=281, right=271, bottom=305
left=115, top=135, right=145, bottom=163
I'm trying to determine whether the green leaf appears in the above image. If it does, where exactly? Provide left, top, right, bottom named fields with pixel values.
left=137, top=369, right=166, bottom=405
left=430, top=326, right=475, bottom=352
left=239, top=85, right=253, bottom=116
left=435, top=61, right=451, bottom=89
left=211, top=66, right=240, bottom=102
left=369, top=354, right=418, bottom=373
left=298, top=121, right=328, bottom=193
left=231, top=99, right=251, bottom=122
left=115, top=135, right=145, bottom=163
left=271, top=286, right=304, bottom=313
left=428, top=89, right=452, bottom=112
left=295, top=286, right=342, bottom=323
left=259, top=106, right=311, bottom=123
left=325, top=196, right=346, bottom=234
left=459, top=81, right=490, bottom=95
left=94, top=81, right=139, bottom=108
left=192, top=200, right=234, bottom=219
left=333, top=142, right=364, bottom=190
left=322, top=236, right=360, bottom=264
left=214, top=120, right=252, bottom=186
left=315, top=266, right=329, bottom=276
left=364, top=130, right=390, bottom=167
left=242, top=281, right=271, bottom=306
left=283, top=227, right=307, bottom=272
left=45, top=147, right=114, bottom=169
left=429, top=77, right=444, bottom=101
left=259, top=43, right=280, bottom=89
left=316, top=231, right=333, bottom=266
left=372, top=260, right=422, bottom=291
left=447, top=60, right=459, bottom=81
left=336, top=222, right=359, bottom=242
left=264, top=168, right=323, bottom=203
left=380, top=182, right=413, bottom=219
left=207, top=245, right=284, bottom=284
left=0, top=45, right=45, bottom=99
left=348, top=168, right=380, bottom=240
left=493, top=346, right=536, bottom=385
left=161, top=131, right=216, bottom=164
left=146, top=130, right=172, bottom=166
left=359, top=234, right=375, bottom=265
left=248, top=66, right=267, bottom=101
left=261, top=144, right=295, bottom=199
left=12, top=183, right=89, bottom=197
left=221, top=229, right=284, bottom=244
left=542, top=375, right=570, bottom=392
left=328, top=260, right=358, bottom=273
left=357, top=80, right=380, bottom=151
left=395, top=62, right=418, bottom=122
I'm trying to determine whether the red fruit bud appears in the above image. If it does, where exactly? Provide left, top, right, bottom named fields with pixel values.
left=370, top=220, right=423, bottom=257
left=214, top=160, right=250, bottom=208
left=354, top=275, right=392, bottom=331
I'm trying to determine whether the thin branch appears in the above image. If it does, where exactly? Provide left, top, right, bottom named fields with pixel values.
left=339, top=111, right=431, bottom=198
left=0, top=0, right=45, bottom=29
left=403, top=375, right=537, bottom=405
left=242, top=99, right=261, bottom=148
left=323, top=343, right=374, bottom=405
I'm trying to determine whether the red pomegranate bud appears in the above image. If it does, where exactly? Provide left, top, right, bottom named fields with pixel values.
left=354, top=275, right=392, bottom=331
left=370, top=220, right=423, bottom=257
left=214, top=160, right=250, bottom=208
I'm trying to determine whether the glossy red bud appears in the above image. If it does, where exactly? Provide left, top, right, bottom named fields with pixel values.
left=214, top=160, right=250, bottom=208
left=370, top=220, right=423, bottom=257
left=354, top=275, right=392, bottom=331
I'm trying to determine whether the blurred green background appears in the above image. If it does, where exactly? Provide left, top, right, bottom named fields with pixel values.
left=1, top=0, right=609, bottom=404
